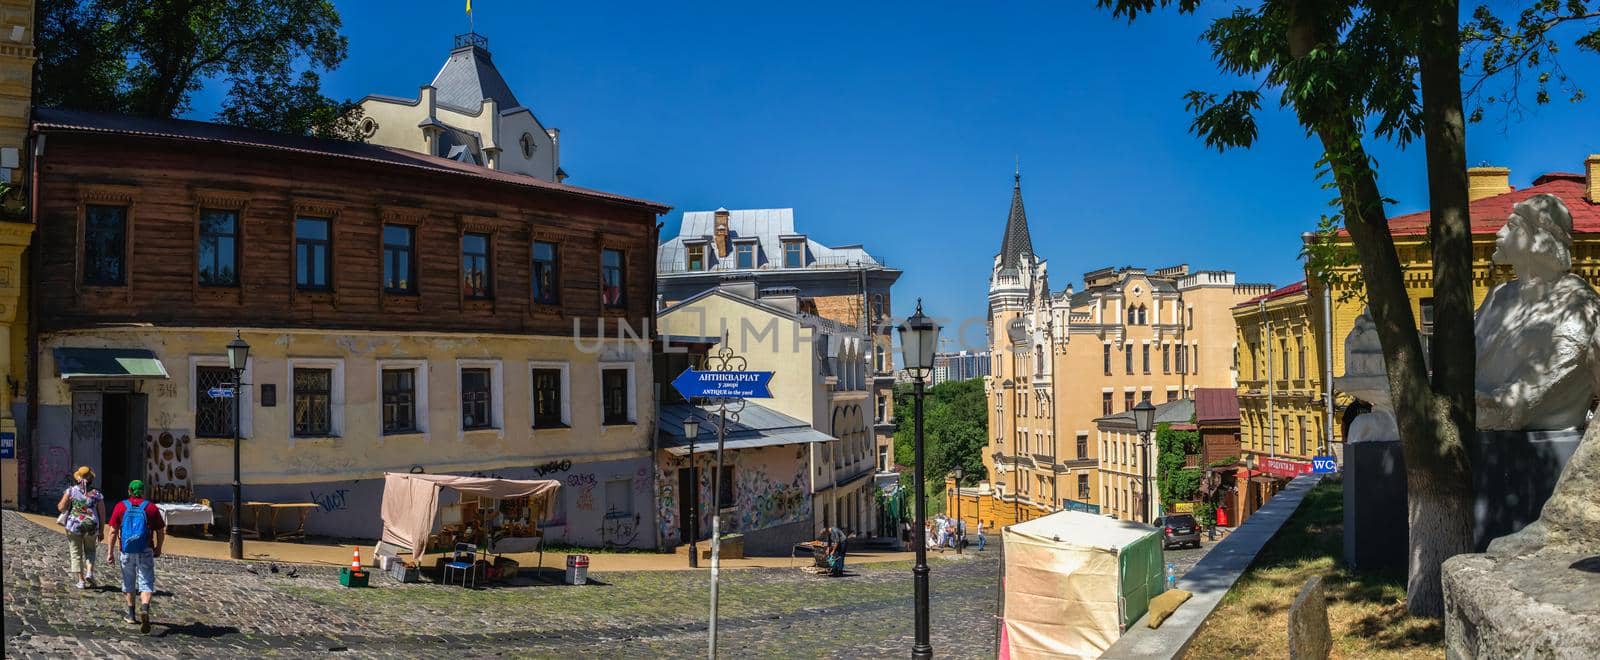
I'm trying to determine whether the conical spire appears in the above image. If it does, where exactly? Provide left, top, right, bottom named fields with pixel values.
left=998, top=167, right=1034, bottom=270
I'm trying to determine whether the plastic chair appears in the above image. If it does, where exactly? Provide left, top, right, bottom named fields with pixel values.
left=444, top=543, right=477, bottom=588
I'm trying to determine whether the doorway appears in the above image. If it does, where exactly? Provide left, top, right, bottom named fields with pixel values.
left=70, top=390, right=147, bottom=501
left=678, top=465, right=698, bottom=543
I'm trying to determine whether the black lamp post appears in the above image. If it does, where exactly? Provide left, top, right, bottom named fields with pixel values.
left=683, top=417, right=700, bottom=568
left=898, top=299, right=940, bottom=660
left=1132, top=399, right=1156, bottom=524
left=226, top=332, right=250, bottom=560
left=953, top=466, right=964, bottom=555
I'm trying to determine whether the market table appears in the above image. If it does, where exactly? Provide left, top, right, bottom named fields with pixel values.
left=263, top=503, right=320, bottom=541
left=155, top=501, right=214, bottom=535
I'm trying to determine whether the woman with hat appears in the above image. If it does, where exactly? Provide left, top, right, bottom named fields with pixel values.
left=57, top=466, right=106, bottom=589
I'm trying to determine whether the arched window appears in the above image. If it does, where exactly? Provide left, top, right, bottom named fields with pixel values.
left=1035, top=344, right=1044, bottom=374
left=1137, top=305, right=1147, bottom=325
left=1127, top=306, right=1136, bottom=325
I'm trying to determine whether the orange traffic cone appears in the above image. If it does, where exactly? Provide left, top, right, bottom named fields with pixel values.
left=350, top=546, right=364, bottom=574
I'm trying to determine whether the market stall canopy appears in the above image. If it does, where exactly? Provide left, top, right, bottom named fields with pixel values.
left=52, top=347, right=170, bottom=380
left=658, top=402, right=835, bottom=455
left=380, top=472, right=561, bottom=564
left=1003, top=511, right=1165, bottom=659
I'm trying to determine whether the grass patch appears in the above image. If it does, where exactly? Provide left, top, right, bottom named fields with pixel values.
left=1185, top=480, right=1442, bottom=659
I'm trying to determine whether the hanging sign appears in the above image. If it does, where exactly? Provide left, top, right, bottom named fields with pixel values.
left=671, top=369, right=775, bottom=399
left=207, top=387, right=235, bottom=399
left=1311, top=456, right=1338, bottom=474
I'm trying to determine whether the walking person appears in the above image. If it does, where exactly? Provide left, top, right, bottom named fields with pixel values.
left=58, top=466, right=106, bottom=589
left=975, top=520, right=986, bottom=551
left=106, top=480, right=165, bottom=634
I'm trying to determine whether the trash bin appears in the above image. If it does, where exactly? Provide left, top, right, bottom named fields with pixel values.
left=564, top=554, right=590, bottom=585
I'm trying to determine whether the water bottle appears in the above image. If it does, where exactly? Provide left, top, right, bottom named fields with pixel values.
left=1166, top=562, right=1177, bottom=590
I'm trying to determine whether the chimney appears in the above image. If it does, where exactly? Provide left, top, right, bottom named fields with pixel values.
left=1587, top=154, right=1600, bottom=204
left=713, top=208, right=731, bottom=257
left=718, top=272, right=757, bottom=300
left=1467, top=165, right=1512, bottom=202
left=758, top=287, right=801, bottom=314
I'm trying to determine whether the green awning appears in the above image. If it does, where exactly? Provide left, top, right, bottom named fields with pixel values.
left=52, top=348, right=170, bottom=380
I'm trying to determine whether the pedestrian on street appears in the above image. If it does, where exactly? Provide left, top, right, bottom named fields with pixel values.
left=975, top=521, right=986, bottom=551
left=57, top=466, right=106, bottom=589
left=822, top=525, right=846, bottom=577
left=107, top=479, right=165, bottom=634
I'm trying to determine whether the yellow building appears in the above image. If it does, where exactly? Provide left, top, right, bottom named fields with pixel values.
left=972, top=172, right=1269, bottom=530
left=1322, top=158, right=1600, bottom=413
left=1233, top=281, right=1339, bottom=480
left=0, top=0, right=32, bottom=508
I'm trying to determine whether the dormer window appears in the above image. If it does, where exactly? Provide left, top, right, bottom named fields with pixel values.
left=783, top=240, right=805, bottom=268
left=686, top=243, right=706, bottom=271
left=735, top=240, right=756, bottom=269
left=520, top=132, right=535, bottom=158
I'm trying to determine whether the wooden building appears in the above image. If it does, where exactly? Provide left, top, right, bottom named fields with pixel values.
left=24, top=108, right=670, bottom=545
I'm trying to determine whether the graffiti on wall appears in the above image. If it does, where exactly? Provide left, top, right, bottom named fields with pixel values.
left=656, top=461, right=679, bottom=545
left=311, top=488, right=350, bottom=512
left=532, top=459, right=573, bottom=478
left=601, top=509, right=641, bottom=548
left=38, top=445, right=70, bottom=492
left=733, top=453, right=811, bottom=532
left=567, top=473, right=597, bottom=511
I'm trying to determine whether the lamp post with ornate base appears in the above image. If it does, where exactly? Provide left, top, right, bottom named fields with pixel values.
left=1133, top=399, right=1156, bottom=523
left=226, top=332, right=250, bottom=561
left=683, top=418, right=700, bottom=569
left=899, top=300, right=941, bottom=660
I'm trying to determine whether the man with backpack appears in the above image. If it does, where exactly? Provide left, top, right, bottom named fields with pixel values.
left=106, top=480, right=165, bottom=634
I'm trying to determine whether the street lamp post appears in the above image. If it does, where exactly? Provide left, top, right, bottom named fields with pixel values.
left=899, top=299, right=941, bottom=660
left=683, top=418, right=700, bottom=569
left=226, top=332, right=250, bottom=560
left=1133, top=399, right=1156, bottom=524
left=953, top=466, right=964, bottom=555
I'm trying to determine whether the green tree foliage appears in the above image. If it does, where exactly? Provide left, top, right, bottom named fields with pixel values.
left=1095, top=0, right=1599, bottom=618
left=1154, top=423, right=1203, bottom=508
left=36, top=0, right=366, bottom=139
left=892, top=378, right=988, bottom=503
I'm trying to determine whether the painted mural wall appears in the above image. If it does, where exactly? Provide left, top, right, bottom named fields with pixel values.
left=656, top=444, right=812, bottom=547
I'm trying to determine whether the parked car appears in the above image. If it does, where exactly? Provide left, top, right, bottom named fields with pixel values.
left=1153, top=514, right=1200, bottom=549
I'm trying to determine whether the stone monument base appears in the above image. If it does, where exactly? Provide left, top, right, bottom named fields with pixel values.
left=1442, top=551, right=1600, bottom=659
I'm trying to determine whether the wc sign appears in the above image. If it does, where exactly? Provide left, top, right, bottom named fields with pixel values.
left=1312, top=456, right=1338, bottom=474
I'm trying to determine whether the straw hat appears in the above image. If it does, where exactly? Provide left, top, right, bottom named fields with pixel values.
left=73, top=466, right=94, bottom=483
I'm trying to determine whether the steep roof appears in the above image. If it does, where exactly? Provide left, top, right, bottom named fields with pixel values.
left=431, top=38, right=522, bottom=112
left=1194, top=388, right=1240, bottom=424
left=998, top=171, right=1035, bottom=270
left=657, top=208, right=892, bottom=274
left=1366, top=172, right=1598, bottom=237
left=32, top=108, right=668, bottom=212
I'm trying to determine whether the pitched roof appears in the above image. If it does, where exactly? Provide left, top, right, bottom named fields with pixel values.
left=1095, top=398, right=1194, bottom=427
left=1371, top=172, right=1598, bottom=237
left=32, top=108, right=668, bottom=212
left=430, top=40, right=522, bottom=112
left=998, top=171, right=1034, bottom=270
left=1194, top=388, right=1240, bottom=423
left=657, top=208, right=891, bottom=274
left=1236, top=280, right=1308, bottom=309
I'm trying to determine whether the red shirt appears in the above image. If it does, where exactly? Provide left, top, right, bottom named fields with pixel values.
left=108, top=497, right=166, bottom=532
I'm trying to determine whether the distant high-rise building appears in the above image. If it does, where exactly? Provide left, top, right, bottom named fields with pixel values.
left=932, top=351, right=991, bottom=385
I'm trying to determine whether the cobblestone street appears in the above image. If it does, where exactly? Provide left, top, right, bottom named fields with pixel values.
left=4, top=512, right=1228, bottom=658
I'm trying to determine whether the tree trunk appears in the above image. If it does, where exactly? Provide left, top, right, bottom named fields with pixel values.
left=1407, top=0, right=1478, bottom=617
left=1287, top=0, right=1474, bottom=618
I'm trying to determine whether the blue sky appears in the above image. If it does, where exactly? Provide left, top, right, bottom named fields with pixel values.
left=194, top=1, right=1600, bottom=340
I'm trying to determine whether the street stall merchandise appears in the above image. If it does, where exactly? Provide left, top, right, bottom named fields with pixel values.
left=1001, top=510, right=1165, bottom=658
left=378, top=473, right=560, bottom=583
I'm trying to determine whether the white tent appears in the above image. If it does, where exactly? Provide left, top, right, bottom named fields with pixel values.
left=1002, top=511, right=1165, bottom=659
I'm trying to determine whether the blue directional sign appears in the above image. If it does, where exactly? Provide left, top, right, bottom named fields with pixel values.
left=671, top=369, right=775, bottom=399
left=207, top=387, right=235, bottom=399
left=1311, top=455, right=1338, bottom=474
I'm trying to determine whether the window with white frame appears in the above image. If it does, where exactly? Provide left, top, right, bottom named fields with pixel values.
left=189, top=355, right=253, bottom=438
left=377, top=360, right=429, bottom=435
left=530, top=361, right=571, bottom=429
left=288, top=358, right=344, bottom=437
left=457, top=359, right=503, bottom=431
left=600, top=362, right=636, bottom=425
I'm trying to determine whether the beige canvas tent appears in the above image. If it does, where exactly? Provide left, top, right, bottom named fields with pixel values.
left=1002, top=511, right=1165, bottom=659
left=379, top=472, right=561, bottom=564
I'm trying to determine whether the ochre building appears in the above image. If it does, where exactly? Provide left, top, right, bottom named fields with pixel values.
left=1233, top=280, right=1340, bottom=482
left=975, top=171, right=1269, bottom=529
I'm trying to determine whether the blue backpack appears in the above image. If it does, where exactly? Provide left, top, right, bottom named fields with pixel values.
left=119, top=500, right=152, bottom=554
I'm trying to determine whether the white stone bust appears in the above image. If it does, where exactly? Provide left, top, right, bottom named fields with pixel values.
left=1335, top=309, right=1399, bottom=442
left=1475, top=194, right=1600, bottom=431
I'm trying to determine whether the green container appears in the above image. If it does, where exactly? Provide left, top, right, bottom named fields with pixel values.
left=340, top=567, right=369, bottom=588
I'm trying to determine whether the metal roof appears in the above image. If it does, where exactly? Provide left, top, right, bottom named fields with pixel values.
left=431, top=40, right=521, bottom=112
left=658, top=403, right=836, bottom=455
left=32, top=108, right=669, bottom=212
left=658, top=208, right=887, bottom=274
left=1094, top=398, right=1195, bottom=428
